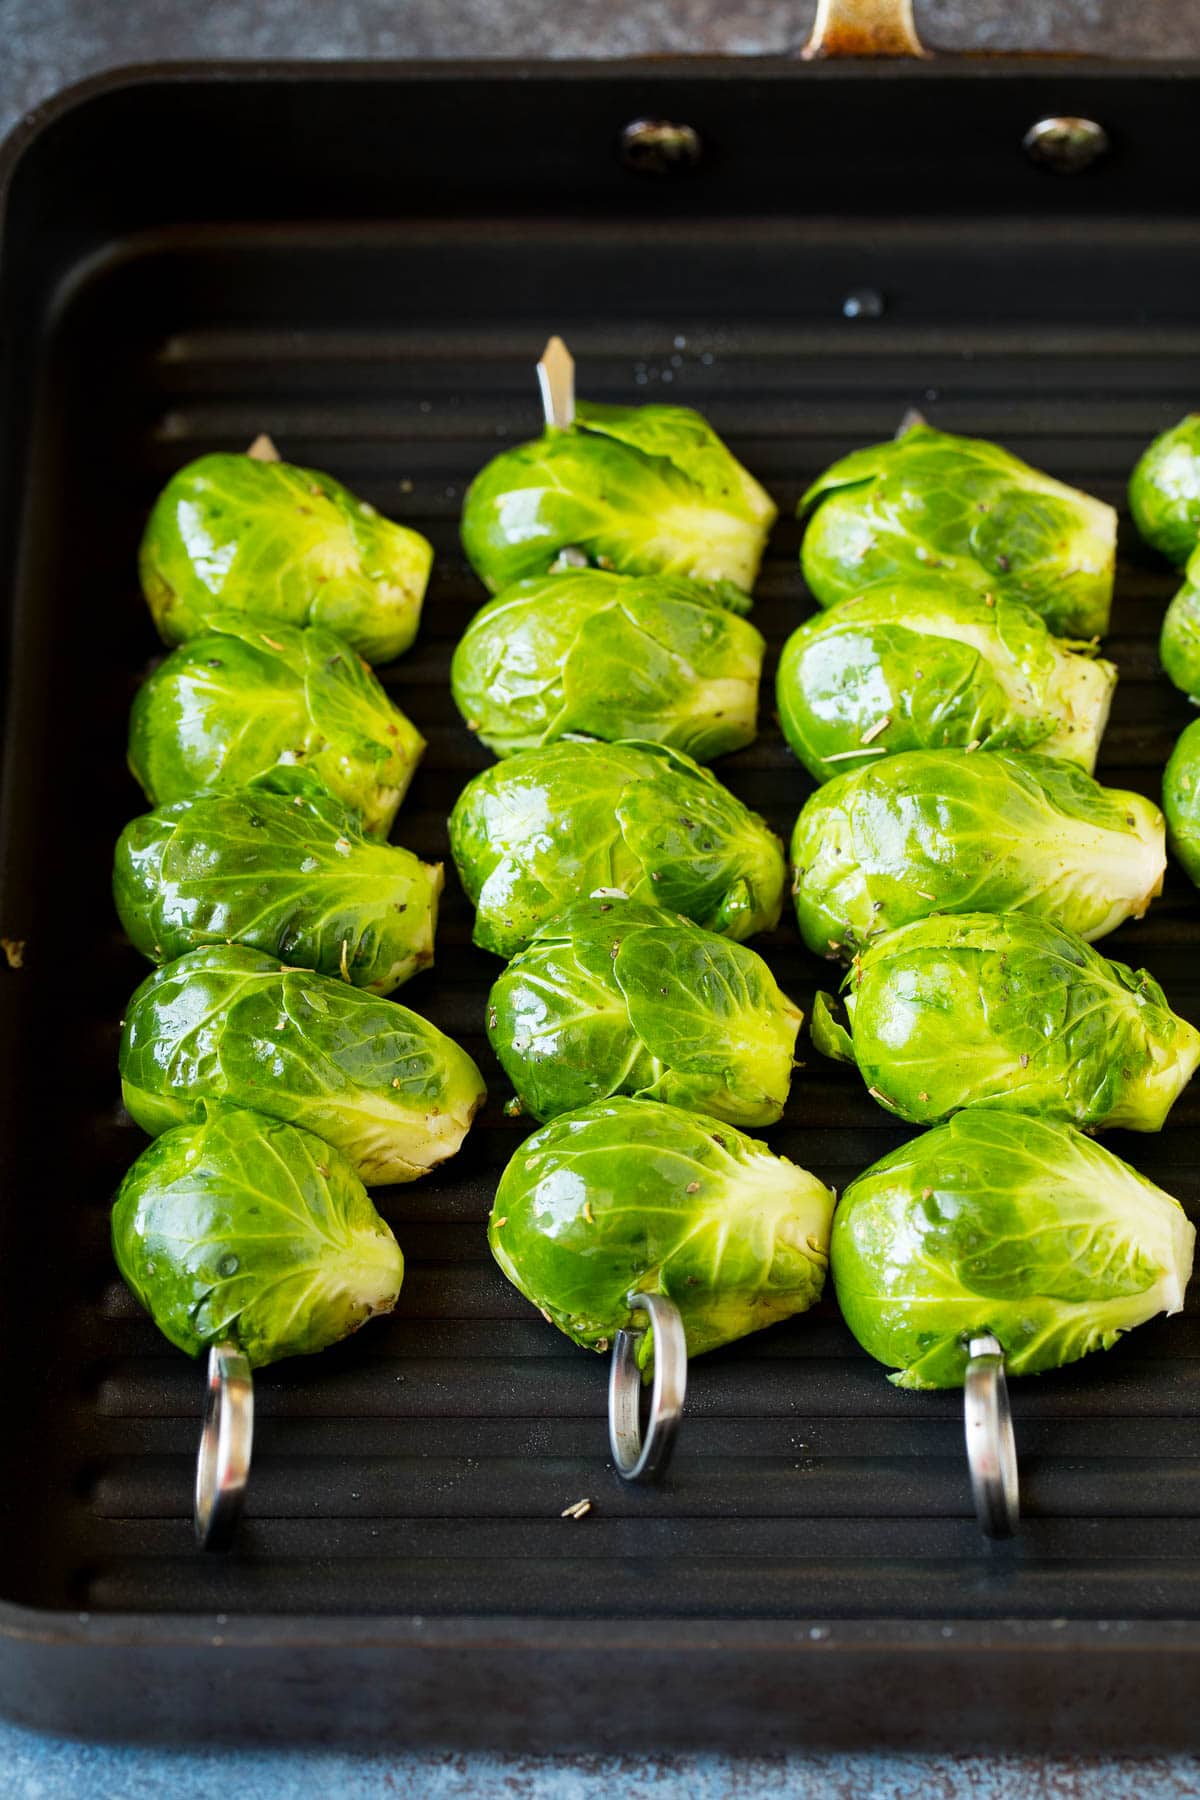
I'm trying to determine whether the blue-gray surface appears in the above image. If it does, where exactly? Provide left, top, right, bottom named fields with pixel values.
left=6, top=1735, right=1200, bottom=1800
left=5, top=0, right=1200, bottom=1794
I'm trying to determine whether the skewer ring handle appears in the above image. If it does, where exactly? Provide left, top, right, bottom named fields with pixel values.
left=195, top=1341, right=254, bottom=1551
left=964, top=1332, right=1019, bottom=1539
left=608, top=1292, right=687, bottom=1483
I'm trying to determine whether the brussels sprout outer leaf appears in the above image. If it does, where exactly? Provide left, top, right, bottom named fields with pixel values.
left=460, top=402, right=777, bottom=596
left=831, top=1111, right=1194, bottom=1388
left=789, top=749, right=1165, bottom=956
left=810, top=991, right=855, bottom=1065
left=139, top=453, right=433, bottom=663
left=831, top=912, right=1200, bottom=1131
left=775, top=585, right=1115, bottom=779
left=113, top=769, right=442, bottom=993
left=488, top=1097, right=833, bottom=1359
left=487, top=899, right=801, bottom=1125
left=451, top=570, right=763, bottom=762
left=798, top=425, right=1116, bottom=639
left=1129, top=415, right=1200, bottom=567
left=128, top=616, right=424, bottom=834
left=120, top=945, right=485, bottom=1183
left=1164, top=717, right=1200, bottom=888
left=112, top=1104, right=404, bottom=1368
left=1161, top=575, right=1200, bottom=700
left=449, top=739, right=785, bottom=958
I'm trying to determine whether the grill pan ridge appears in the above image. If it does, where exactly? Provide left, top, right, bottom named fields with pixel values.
left=2, top=59, right=1200, bottom=1748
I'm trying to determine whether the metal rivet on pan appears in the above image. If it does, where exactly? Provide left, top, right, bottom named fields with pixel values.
left=1023, top=117, right=1109, bottom=175
left=619, top=119, right=703, bottom=176
left=843, top=288, right=885, bottom=321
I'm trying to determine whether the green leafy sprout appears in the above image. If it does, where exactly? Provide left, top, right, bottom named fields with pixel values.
left=139, top=451, right=433, bottom=664
left=790, top=748, right=1165, bottom=957
left=812, top=912, right=1200, bottom=1132
left=799, top=423, right=1116, bottom=639
left=487, top=897, right=802, bottom=1126
left=460, top=399, right=777, bottom=599
left=120, top=946, right=486, bottom=1184
left=112, top=1103, right=405, bottom=1368
left=129, top=614, right=424, bottom=836
left=831, top=1110, right=1194, bottom=1389
left=451, top=568, right=765, bottom=762
left=489, top=1096, right=835, bottom=1361
left=113, top=768, right=442, bottom=994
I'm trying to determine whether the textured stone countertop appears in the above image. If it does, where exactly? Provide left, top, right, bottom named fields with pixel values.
left=3, top=2, right=1200, bottom=1795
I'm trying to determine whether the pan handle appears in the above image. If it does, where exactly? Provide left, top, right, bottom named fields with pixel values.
left=802, top=0, right=930, bottom=59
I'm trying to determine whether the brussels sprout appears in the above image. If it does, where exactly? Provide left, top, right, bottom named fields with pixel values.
left=812, top=913, right=1200, bottom=1132
left=776, top=583, right=1116, bottom=781
left=128, top=615, right=424, bottom=836
left=1160, top=576, right=1200, bottom=699
left=1163, top=717, right=1200, bottom=887
left=460, top=400, right=777, bottom=598
left=489, top=1097, right=834, bottom=1359
left=831, top=1111, right=1194, bottom=1389
left=487, top=897, right=801, bottom=1126
left=120, top=946, right=486, bottom=1184
left=790, top=749, right=1165, bottom=957
left=139, top=452, right=433, bottom=663
left=113, top=1104, right=404, bottom=1368
left=799, top=424, right=1116, bottom=639
left=1129, top=415, right=1200, bottom=567
left=450, top=569, right=765, bottom=762
left=449, top=738, right=786, bottom=958
left=113, top=769, right=441, bottom=994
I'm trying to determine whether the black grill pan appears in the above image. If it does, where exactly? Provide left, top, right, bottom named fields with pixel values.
left=2, top=56, right=1200, bottom=1749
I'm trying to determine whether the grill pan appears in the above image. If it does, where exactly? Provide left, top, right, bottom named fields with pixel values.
left=3, top=40, right=1200, bottom=1750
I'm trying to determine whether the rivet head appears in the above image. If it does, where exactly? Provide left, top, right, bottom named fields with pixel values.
left=1023, top=116, right=1109, bottom=175
left=619, top=119, right=703, bottom=176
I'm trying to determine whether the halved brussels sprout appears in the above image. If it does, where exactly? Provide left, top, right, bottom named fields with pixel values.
left=487, top=897, right=801, bottom=1126
left=790, top=749, right=1165, bottom=957
left=113, top=769, right=441, bottom=994
left=451, top=569, right=765, bottom=762
left=1160, top=576, right=1200, bottom=699
left=113, top=1104, right=404, bottom=1368
left=128, top=615, right=424, bottom=836
left=831, top=1111, right=1194, bottom=1389
left=139, top=451, right=433, bottom=663
left=776, top=583, right=1116, bottom=780
left=120, top=946, right=486, bottom=1184
left=461, top=400, right=777, bottom=598
left=1129, top=415, right=1200, bottom=567
left=813, top=913, right=1200, bottom=1132
left=489, top=1097, right=834, bottom=1359
left=800, top=424, right=1116, bottom=639
left=1164, top=718, right=1200, bottom=887
left=449, top=738, right=786, bottom=958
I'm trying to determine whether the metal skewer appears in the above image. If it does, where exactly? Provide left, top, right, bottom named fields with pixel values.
left=536, top=335, right=589, bottom=569
left=194, top=1341, right=254, bottom=1551
left=608, top=1292, right=687, bottom=1482
left=537, top=335, right=576, bottom=429
left=963, top=1332, right=1020, bottom=1538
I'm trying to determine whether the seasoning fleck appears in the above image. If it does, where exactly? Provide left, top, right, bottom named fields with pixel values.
left=561, top=1498, right=593, bottom=1520
left=686, top=1180, right=700, bottom=1194
left=1, top=937, right=25, bottom=970
left=860, top=715, right=891, bottom=746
